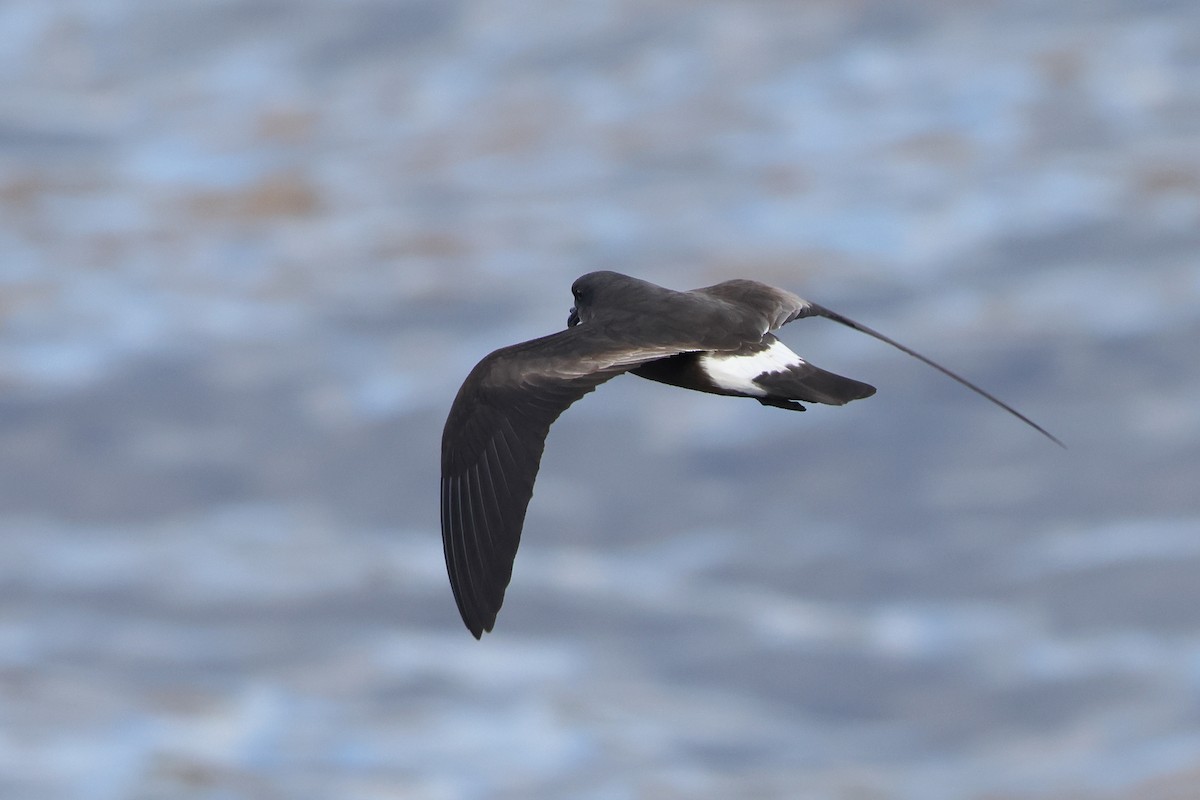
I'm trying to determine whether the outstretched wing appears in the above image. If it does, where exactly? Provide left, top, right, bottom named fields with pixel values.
left=697, top=280, right=1064, bottom=446
left=441, top=327, right=694, bottom=638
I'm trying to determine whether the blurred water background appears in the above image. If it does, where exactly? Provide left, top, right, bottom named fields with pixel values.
left=2, top=1, right=1199, bottom=798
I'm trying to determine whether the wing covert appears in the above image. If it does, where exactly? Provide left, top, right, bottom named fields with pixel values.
left=690, top=279, right=816, bottom=334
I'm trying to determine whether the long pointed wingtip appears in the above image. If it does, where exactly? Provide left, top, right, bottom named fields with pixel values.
left=806, top=302, right=1065, bottom=449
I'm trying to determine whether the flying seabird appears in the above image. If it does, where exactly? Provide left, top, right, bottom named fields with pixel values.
left=441, top=271, right=1061, bottom=638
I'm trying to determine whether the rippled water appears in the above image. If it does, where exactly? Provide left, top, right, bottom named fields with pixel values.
left=2, top=2, right=1199, bottom=798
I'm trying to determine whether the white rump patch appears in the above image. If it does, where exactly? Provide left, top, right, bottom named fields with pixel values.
left=699, top=339, right=803, bottom=396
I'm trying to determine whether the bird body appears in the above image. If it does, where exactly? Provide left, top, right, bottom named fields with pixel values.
left=441, top=271, right=1060, bottom=638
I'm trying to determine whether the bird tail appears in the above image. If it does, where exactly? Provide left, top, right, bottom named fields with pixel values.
left=753, top=361, right=876, bottom=411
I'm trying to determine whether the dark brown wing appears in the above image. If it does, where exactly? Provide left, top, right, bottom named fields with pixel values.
left=688, top=279, right=814, bottom=334
left=441, top=327, right=696, bottom=638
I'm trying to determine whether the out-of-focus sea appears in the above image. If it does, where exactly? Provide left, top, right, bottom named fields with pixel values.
left=2, top=2, right=1199, bottom=798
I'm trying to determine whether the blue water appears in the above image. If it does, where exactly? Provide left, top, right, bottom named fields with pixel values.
left=2, top=2, right=1199, bottom=798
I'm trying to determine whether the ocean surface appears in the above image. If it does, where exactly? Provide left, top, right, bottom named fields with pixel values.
left=2, top=1, right=1199, bottom=798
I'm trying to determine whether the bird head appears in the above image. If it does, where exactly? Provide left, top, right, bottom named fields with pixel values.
left=566, top=272, right=605, bottom=327
left=566, top=271, right=653, bottom=328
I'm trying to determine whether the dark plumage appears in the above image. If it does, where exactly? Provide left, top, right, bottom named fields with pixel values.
left=441, top=271, right=1060, bottom=638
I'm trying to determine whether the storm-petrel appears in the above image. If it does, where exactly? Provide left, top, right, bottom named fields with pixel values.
left=441, top=271, right=1061, bottom=637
